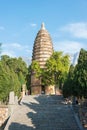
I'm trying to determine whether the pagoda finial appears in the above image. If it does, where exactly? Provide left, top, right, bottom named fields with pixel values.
left=41, top=22, right=45, bottom=30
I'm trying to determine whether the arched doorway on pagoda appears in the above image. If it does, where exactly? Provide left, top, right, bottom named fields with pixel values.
left=41, top=85, right=45, bottom=94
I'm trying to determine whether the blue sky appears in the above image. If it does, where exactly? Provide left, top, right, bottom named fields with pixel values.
left=0, top=0, right=87, bottom=63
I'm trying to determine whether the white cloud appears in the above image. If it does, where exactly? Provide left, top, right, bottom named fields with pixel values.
left=11, top=43, right=22, bottom=48
left=30, top=23, right=37, bottom=27
left=2, top=43, right=22, bottom=50
left=0, top=26, right=5, bottom=31
left=4, top=43, right=22, bottom=50
left=26, top=49, right=32, bottom=53
left=54, top=40, right=86, bottom=53
left=1, top=51, right=16, bottom=57
left=22, top=57, right=31, bottom=66
left=60, top=22, right=87, bottom=39
left=2, top=43, right=31, bottom=58
left=54, top=40, right=87, bottom=65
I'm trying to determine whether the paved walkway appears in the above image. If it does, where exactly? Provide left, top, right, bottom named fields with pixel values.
left=4, top=95, right=84, bottom=130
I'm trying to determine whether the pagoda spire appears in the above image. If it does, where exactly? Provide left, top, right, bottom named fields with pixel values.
left=41, top=22, right=45, bottom=30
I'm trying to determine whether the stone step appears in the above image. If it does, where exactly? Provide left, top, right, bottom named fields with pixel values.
left=4, top=95, right=83, bottom=130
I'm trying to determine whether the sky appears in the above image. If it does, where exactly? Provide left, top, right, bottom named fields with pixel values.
left=0, top=0, right=87, bottom=64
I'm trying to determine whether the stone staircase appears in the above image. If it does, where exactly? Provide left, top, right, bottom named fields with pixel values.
left=4, top=95, right=84, bottom=130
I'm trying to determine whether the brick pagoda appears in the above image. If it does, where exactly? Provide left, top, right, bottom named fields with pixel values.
left=31, top=23, right=55, bottom=94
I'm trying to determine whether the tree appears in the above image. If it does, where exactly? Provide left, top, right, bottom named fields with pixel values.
left=63, top=64, right=75, bottom=97
left=0, top=55, right=28, bottom=103
left=0, top=43, right=2, bottom=57
left=72, top=48, right=87, bottom=98
left=31, top=60, right=41, bottom=77
left=26, top=65, right=31, bottom=91
left=0, top=61, right=13, bottom=102
left=43, top=51, right=70, bottom=87
left=31, top=51, right=70, bottom=88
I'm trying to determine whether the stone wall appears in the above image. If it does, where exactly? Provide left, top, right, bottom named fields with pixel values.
left=0, top=105, right=8, bottom=127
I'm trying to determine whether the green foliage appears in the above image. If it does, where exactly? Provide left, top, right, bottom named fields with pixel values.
left=26, top=65, right=31, bottom=90
left=41, top=68, right=54, bottom=86
left=30, top=52, right=70, bottom=88
left=72, top=49, right=87, bottom=98
left=0, top=62, right=12, bottom=102
left=26, top=61, right=42, bottom=91
left=31, top=60, right=41, bottom=77
left=63, top=48, right=87, bottom=98
left=0, top=43, right=2, bottom=56
left=43, top=51, right=70, bottom=87
left=0, top=55, right=28, bottom=103
left=63, top=65, right=75, bottom=97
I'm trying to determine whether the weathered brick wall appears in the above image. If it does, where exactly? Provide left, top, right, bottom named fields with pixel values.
left=0, top=106, right=8, bottom=127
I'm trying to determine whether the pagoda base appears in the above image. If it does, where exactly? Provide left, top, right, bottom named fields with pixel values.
left=31, top=86, right=41, bottom=95
left=31, top=85, right=55, bottom=95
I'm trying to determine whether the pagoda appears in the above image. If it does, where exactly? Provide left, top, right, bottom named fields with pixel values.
left=31, top=23, right=55, bottom=94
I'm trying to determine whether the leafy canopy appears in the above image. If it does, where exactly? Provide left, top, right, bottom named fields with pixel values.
left=30, top=51, right=70, bottom=87
left=0, top=55, right=28, bottom=103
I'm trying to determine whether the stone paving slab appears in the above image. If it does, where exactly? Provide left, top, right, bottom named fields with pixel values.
left=4, top=95, right=84, bottom=130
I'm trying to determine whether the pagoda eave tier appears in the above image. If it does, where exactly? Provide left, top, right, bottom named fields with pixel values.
left=32, top=27, right=53, bottom=67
